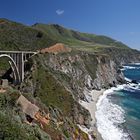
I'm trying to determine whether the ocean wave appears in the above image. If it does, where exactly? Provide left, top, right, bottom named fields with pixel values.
left=133, top=63, right=140, bottom=65
left=124, top=77, right=132, bottom=82
left=123, top=66, right=140, bottom=70
left=123, top=83, right=140, bottom=92
left=95, top=86, right=131, bottom=140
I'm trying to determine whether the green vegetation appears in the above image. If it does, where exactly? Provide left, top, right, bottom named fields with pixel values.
left=0, top=113, right=36, bottom=140
left=0, top=18, right=56, bottom=51
left=81, top=54, right=98, bottom=80
left=0, top=112, right=50, bottom=140
left=0, top=89, right=50, bottom=140
left=32, top=56, right=75, bottom=116
left=0, top=18, right=135, bottom=54
left=33, top=23, right=129, bottom=51
left=0, top=57, right=10, bottom=71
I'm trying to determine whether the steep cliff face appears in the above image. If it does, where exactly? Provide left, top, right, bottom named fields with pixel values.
left=101, top=47, right=140, bottom=65
left=36, top=51, right=124, bottom=98
left=20, top=53, right=91, bottom=139
left=18, top=49, right=128, bottom=139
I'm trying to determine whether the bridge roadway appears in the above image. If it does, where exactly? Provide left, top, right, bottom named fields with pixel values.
left=0, top=51, right=38, bottom=84
left=0, top=51, right=37, bottom=54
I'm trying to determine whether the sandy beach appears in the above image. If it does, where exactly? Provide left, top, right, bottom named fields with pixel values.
left=79, top=89, right=105, bottom=140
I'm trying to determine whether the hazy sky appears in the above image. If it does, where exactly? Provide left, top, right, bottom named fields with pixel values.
left=0, top=0, right=140, bottom=50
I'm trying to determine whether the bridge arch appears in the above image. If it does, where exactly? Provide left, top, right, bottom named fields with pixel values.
left=0, top=54, right=20, bottom=84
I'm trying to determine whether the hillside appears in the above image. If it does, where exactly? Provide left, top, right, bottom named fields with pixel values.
left=0, top=18, right=131, bottom=52
left=0, top=18, right=56, bottom=51
left=0, top=19, right=140, bottom=140
left=32, top=23, right=129, bottom=52
left=0, top=18, right=139, bottom=66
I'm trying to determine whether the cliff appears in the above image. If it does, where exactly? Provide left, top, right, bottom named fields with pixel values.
left=19, top=47, right=140, bottom=139
left=0, top=19, right=140, bottom=140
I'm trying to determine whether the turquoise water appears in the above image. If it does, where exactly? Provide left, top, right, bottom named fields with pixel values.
left=96, top=64, right=140, bottom=140
left=111, top=64, right=140, bottom=140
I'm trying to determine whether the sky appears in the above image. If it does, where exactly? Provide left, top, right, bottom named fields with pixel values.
left=0, top=0, right=140, bottom=50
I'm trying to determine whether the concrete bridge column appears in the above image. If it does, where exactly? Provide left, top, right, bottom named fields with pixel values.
left=21, top=52, right=24, bottom=81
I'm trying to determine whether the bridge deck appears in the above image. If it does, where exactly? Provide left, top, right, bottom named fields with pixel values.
left=0, top=51, right=37, bottom=54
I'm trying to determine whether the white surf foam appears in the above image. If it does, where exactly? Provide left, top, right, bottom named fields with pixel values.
left=133, top=63, right=140, bottom=65
left=124, top=83, right=140, bottom=92
left=124, top=77, right=132, bottom=82
left=123, top=66, right=140, bottom=70
left=95, top=85, right=131, bottom=140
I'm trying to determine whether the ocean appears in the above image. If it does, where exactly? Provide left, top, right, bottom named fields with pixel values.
left=95, top=64, right=140, bottom=140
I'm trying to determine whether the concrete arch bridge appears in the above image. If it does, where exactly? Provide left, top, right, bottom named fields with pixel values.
left=0, top=51, right=37, bottom=84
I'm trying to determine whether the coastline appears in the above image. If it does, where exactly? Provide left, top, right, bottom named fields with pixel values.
left=95, top=85, right=133, bottom=140
left=79, top=89, right=105, bottom=140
